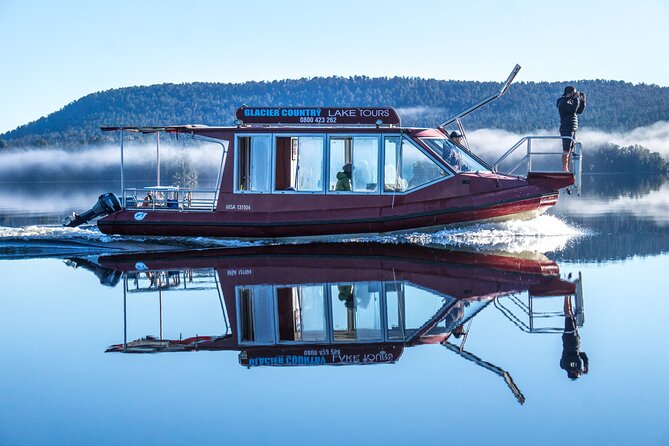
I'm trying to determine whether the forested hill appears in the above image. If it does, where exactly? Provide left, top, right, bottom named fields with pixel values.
left=2, top=77, right=669, bottom=148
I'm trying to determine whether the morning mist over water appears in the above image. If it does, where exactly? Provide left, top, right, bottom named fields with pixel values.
left=2, top=121, right=668, bottom=182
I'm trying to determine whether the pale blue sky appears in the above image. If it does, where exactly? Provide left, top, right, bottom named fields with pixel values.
left=1, top=0, right=667, bottom=133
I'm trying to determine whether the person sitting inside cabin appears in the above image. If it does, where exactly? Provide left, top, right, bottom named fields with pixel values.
left=452, top=324, right=466, bottom=339
left=442, top=131, right=464, bottom=170
left=560, top=295, right=589, bottom=380
left=335, top=163, right=353, bottom=191
left=141, top=191, right=153, bottom=207
left=337, top=285, right=355, bottom=309
left=408, top=161, right=436, bottom=188
left=384, top=164, right=408, bottom=192
left=450, top=130, right=464, bottom=145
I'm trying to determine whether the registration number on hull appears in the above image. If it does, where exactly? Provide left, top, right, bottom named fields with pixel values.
left=225, top=204, right=251, bottom=211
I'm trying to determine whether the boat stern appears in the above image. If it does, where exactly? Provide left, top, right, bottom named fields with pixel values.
left=526, top=171, right=575, bottom=191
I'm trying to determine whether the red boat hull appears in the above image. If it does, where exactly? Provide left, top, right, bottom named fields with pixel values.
left=98, top=172, right=570, bottom=238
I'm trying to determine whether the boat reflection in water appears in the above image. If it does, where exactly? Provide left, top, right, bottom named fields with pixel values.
left=76, top=242, right=582, bottom=404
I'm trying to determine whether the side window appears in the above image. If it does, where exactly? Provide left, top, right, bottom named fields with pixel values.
left=329, top=137, right=379, bottom=192
left=238, top=286, right=275, bottom=344
left=384, top=137, right=407, bottom=192
left=384, top=136, right=447, bottom=192
left=331, top=283, right=383, bottom=342
left=276, top=285, right=327, bottom=342
left=275, top=136, right=324, bottom=192
left=236, top=136, right=271, bottom=192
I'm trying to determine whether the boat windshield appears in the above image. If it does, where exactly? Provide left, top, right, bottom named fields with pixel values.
left=419, top=138, right=491, bottom=173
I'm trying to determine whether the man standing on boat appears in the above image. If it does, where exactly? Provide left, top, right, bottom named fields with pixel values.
left=560, top=295, right=589, bottom=380
left=557, top=86, right=586, bottom=172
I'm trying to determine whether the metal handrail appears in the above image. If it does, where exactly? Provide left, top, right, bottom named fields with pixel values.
left=124, top=187, right=219, bottom=211
left=492, top=135, right=576, bottom=174
left=492, top=135, right=583, bottom=195
left=494, top=295, right=573, bottom=334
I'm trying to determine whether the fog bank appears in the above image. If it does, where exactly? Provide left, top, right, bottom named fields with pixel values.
left=1, top=121, right=667, bottom=182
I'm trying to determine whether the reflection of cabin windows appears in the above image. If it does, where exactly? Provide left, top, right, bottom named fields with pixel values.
left=331, top=283, right=383, bottom=341
left=236, top=135, right=272, bottom=192
left=237, top=281, right=455, bottom=345
left=384, top=136, right=447, bottom=192
left=238, top=286, right=275, bottom=343
left=275, top=136, right=324, bottom=192
left=385, top=282, right=405, bottom=340
left=277, top=285, right=327, bottom=341
left=403, top=284, right=455, bottom=337
left=329, top=137, right=379, bottom=192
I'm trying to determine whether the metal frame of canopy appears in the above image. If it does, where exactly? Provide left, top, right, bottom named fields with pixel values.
left=101, top=126, right=228, bottom=208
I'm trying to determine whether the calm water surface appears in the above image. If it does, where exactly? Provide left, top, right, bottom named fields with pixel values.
left=1, top=175, right=669, bottom=446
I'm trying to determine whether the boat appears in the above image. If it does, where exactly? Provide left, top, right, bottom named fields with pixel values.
left=64, top=65, right=582, bottom=239
left=71, top=242, right=581, bottom=404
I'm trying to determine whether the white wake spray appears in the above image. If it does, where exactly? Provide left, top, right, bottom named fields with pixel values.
left=348, top=215, right=585, bottom=254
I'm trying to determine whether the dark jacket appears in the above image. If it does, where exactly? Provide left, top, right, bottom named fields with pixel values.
left=557, top=95, right=586, bottom=134
left=335, top=171, right=351, bottom=191
left=560, top=316, right=589, bottom=379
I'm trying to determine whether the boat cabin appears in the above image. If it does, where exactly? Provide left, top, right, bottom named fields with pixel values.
left=110, top=106, right=491, bottom=212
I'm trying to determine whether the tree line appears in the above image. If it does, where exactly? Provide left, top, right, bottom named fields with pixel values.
left=585, top=143, right=668, bottom=174
left=2, top=77, right=669, bottom=148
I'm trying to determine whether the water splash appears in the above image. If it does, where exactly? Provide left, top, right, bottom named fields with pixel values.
left=349, top=215, right=585, bottom=254
left=427, top=215, right=584, bottom=253
left=0, top=225, right=119, bottom=243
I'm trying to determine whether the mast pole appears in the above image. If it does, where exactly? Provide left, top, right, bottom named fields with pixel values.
left=120, top=129, right=125, bottom=206
left=156, top=131, right=161, bottom=186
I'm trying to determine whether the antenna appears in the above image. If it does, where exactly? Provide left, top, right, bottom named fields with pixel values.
left=499, top=64, right=522, bottom=97
left=439, top=64, right=522, bottom=129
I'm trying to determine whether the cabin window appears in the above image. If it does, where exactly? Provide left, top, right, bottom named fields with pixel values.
left=236, top=135, right=272, bottom=192
left=329, top=137, right=379, bottom=192
left=403, top=285, right=455, bottom=335
left=275, top=136, right=324, bottom=192
left=385, top=282, right=405, bottom=340
left=238, top=286, right=275, bottom=343
left=419, top=137, right=491, bottom=173
left=277, top=285, right=327, bottom=342
left=331, top=283, right=383, bottom=342
left=384, top=136, right=447, bottom=192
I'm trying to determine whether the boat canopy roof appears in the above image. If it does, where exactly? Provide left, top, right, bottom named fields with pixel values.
left=100, top=124, right=212, bottom=133
left=100, top=124, right=442, bottom=134
left=101, top=107, right=404, bottom=134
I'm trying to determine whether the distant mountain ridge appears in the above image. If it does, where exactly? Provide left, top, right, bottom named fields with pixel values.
left=2, top=77, right=669, bottom=148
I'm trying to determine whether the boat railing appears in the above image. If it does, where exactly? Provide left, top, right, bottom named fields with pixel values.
left=127, top=269, right=220, bottom=293
left=492, top=135, right=582, bottom=193
left=118, top=270, right=231, bottom=349
left=123, top=186, right=218, bottom=211
left=493, top=291, right=584, bottom=334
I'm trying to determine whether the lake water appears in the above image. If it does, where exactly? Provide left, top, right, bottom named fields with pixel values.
left=1, top=174, right=669, bottom=445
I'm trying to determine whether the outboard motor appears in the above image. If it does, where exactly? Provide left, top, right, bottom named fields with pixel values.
left=65, top=258, right=123, bottom=286
left=63, top=193, right=122, bottom=228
